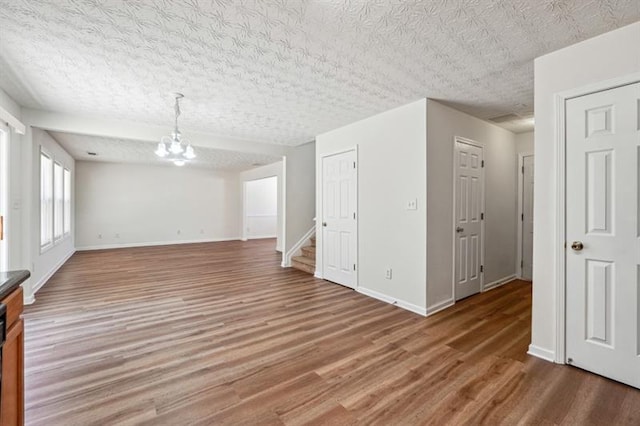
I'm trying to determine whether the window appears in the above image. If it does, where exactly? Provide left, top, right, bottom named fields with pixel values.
left=54, top=162, right=63, bottom=240
left=40, top=152, right=53, bottom=247
left=64, top=168, right=71, bottom=235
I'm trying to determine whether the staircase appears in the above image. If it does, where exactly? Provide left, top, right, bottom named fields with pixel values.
left=292, top=235, right=316, bottom=275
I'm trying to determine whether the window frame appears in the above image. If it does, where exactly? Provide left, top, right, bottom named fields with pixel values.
left=40, top=149, right=54, bottom=251
left=63, top=167, right=71, bottom=236
left=53, top=161, right=64, bottom=241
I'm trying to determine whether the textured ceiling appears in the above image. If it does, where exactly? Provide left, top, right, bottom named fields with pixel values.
left=1, top=1, right=638, bottom=145
left=50, top=132, right=281, bottom=171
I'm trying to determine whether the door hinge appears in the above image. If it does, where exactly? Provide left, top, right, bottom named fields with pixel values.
left=521, top=213, right=524, bottom=221
left=522, top=166, right=524, bottom=174
left=353, top=212, right=356, bottom=219
left=480, top=265, right=484, bottom=273
left=521, top=259, right=524, bottom=268
left=480, top=212, right=484, bottom=220
left=353, top=161, right=356, bottom=169
left=353, top=264, right=356, bottom=271
left=481, top=160, right=485, bottom=168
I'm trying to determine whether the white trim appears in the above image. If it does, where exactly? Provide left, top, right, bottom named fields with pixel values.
left=0, top=104, right=26, bottom=135
left=527, top=344, right=556, bottom=362
left=30, top=248, right=75, bottom=300
left=426, top=298, right=455, bottom=316
left=76, top=237, right=240, bottom=251
left=245, top=234, right=277, bottom=240
left=23, top=293, right=35, bottom=305
left=357, top=286, right=427, bottom=317
left=553, top=72, right=640, bottom=365
left=451, top=136, right=486, bottom=300
left=482, top=274, right=517, bottom=292
left=281, top=225, right=315, bottom=268
left=516, top=152, right=534, bottom=280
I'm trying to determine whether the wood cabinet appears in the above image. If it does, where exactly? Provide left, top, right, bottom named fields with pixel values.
left=1, top=287, right=24, bottom=426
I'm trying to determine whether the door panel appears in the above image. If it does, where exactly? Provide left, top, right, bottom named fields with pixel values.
left=522, top=155, right=534, bottom=280
left=455, top=140, right=483, bottom=300
left=566, top=81, right=640, bottom=389
left=322, top=150, right=357, bottom=288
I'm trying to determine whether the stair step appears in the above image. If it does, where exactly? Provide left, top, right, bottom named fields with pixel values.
left=292, top=255, right=315, bottom=267
left=301, top=246, right=316, bottom=258
left=291, top=259, right=315, bottom=275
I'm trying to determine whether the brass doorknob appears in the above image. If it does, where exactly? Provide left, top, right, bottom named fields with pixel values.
left=456, top=227, right=464, bottom=233
left=571, top=241, right=584, bottom=251
left=322, top=222, right=327, bottom=227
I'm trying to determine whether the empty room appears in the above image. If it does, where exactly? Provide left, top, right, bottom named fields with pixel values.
left=0, top=1, right=638, bottom=425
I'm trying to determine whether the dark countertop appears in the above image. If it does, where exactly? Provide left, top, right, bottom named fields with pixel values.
left=0, top=270, right=30, bottom=300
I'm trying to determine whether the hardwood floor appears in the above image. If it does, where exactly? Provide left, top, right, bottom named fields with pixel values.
left=23, top=239, right=640, bottom=425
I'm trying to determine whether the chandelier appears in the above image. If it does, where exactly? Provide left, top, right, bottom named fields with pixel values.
left=155, top=93, right=196, bottom=166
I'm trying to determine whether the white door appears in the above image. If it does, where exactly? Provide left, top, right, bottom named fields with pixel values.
left=566, top=81, right=640, bottom=389
left=322, top=150, right=357, bottom=288
left=454, top=139, right=484, bottom=300
left=521, top=155, right=534, bottom=281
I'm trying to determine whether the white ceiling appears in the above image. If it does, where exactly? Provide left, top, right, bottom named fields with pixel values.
left=1, top=1, right=638, bottom=145
left=49, top=132, right=281, bottom=171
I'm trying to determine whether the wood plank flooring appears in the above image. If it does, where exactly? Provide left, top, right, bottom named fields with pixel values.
left=23, top=239, right=640, bottom=425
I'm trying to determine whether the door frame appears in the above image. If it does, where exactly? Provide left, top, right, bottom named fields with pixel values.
left=0, top=123, right=9, bottom=271
left=554, top=72, right=640, bottom=364
left=242, top=175, right=279, bottom=241
left=451, top=136, right=485, bottom=300
left=516, top=152, right=534, bottom=280
left=316, top=146, right=358, bottom=289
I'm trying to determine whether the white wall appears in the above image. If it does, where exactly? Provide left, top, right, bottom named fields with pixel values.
left=532, top=21, right=640, bottom=359
left=28, top=129, right=75, bottom=301
left=239, top=161, right=284, bottom=252
left=316, top=100, right=427, bottom=314
left=515, top=131, right=534, bottom=154
left=426, top=100, right=518, bottom=313
left=285, top=141, right=316, bottom=255
left=75, top=162, right=240, bottom=249
left=244, top=176, right=278, bottom=239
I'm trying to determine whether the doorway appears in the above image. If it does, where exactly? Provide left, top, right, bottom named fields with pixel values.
left=243, top=176, right=278, bottom=247
left=565, top=81, right=639, bottom=388
left=321, top=149, right=357, bottom=289
left=518, top=154, right=534, bottom=281
left=453, top=137, right=485, bottom=301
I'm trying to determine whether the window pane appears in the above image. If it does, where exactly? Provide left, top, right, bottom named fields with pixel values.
left=54, top=162, right=63, bottom=239
left=64, top=169, right=71, bottom=235
left=40, top=153, right=53, bottom=247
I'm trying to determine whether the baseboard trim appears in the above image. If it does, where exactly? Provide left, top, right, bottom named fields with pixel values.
left=357, top=286, right=427, bottom=317
left=282, top=226, right=315, bottom=268
left=483, top=274, right=517, bottom=292
left=29, top=249, right=76, bottom=302
left=527, top=344, right=556, bottom=363
left=76, top=237, right=241, bottom=251
left=245, top=234, right=277, bottom=240
left=314, top=272, right=323, bottom=279
left=426, top=298, right=455, bottom=316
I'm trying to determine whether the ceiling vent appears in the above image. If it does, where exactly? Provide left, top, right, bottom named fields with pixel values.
left=489, top=113, right=521, bottom=123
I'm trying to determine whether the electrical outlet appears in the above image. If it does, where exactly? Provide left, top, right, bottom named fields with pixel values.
left=200, top=229, right=204, bottom=234
left=385, top=268, right=392, bottom=279
left=115, top=233, right=120, bottom=238
left=177, top=230, right=181, bottom=235
left=406, top=199, right=417, bottom=210
left=98, top=234, right=102, bottom=239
